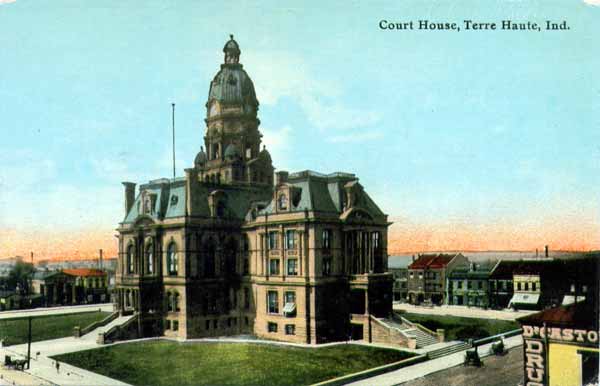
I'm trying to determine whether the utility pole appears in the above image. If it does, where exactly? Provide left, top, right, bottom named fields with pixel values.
left=26, top=316, right=32, bottom=369
left=172, top=103, right=176, bottom=179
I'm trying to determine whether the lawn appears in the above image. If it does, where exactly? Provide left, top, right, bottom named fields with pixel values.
left=0, top=311, right=111, bottom=346
left=401, top=312, right=520, bottom=341
left=53, top=341, right=414, bottom=386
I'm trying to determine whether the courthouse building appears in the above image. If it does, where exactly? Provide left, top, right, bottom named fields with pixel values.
left=115, top=36, right=393, bottom=344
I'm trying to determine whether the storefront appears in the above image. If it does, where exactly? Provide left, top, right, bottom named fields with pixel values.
left=517, top=300, right=599, bottom=386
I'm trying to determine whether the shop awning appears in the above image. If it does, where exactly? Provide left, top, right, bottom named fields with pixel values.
left=283, top=302, right=296, bottom=315
left=508, top=293, right=540, bottom=306
left=562, top=295, right=585, bottom=306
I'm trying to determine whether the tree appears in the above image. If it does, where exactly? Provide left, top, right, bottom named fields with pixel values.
left=7, top=261, right=35, bottom=294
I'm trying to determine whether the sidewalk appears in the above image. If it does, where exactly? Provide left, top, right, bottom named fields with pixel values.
left=0, top=304, right=115, bottom=320
left=0, top=316, right=132, bottom=386
left=393, top=303, right=536, bottom=321
left=347, top=334, right=523, bottom=386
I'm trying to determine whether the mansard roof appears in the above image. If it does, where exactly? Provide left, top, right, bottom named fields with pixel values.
left=121, top=176, right=272, bottom=225
left=255, top=170, right=385, bottom=220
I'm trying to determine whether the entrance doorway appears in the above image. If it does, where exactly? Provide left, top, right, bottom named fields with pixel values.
left=350, top=323, right=364, bottom=341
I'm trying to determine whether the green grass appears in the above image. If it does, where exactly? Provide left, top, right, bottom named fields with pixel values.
left=53, top=341, right=414, bottom=386
left=0, top=311, right=111, bottom=346
left=401, top=312, right=520, bottom=341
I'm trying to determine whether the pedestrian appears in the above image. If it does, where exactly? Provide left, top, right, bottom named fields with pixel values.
left=55, top=361, right=60, bottom=373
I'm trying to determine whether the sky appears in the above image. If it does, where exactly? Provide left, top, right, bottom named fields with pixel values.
left=0, top=0, right=598, bottom=260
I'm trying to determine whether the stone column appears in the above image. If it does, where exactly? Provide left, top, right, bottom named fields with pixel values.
left=72, top=283, right=77, bottom=304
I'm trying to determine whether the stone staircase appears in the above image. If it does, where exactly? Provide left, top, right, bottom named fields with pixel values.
left=403, top=327, right=439, bottom=347
left=426, top=341, right=471, bottom=359
left=380, top=317, right=439, bottom=348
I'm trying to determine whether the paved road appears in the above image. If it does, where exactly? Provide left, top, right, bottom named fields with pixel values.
left=1, top=314, right=133, bottom=386
left=348, top=334, right=523, bottom=386
left=393, top=303, right=536, bottom=321
left=401, top=346, right=524, bottom=386
left=0, top=303, right=115, bottom=320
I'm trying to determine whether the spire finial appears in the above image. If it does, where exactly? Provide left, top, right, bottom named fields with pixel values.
left=230, top=34, right=234, bottom=40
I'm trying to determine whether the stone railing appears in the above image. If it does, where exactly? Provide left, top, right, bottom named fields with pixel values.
left=74, top=311, right=119, bottom=338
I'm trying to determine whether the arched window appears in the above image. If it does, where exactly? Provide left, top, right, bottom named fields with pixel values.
left=167, top=243, right=178, bottom=276
left=146, top=243, right=154, bottom=274
left=278, top=194, right=288, bottom=210
left=127, top=245, right=135, bottom=274
left=166, top=292, right=173, bottom=312
left=173, top=292, right=180, bottom=312
left=205, top=240, right=216, bottom=277
left=216, top=200, right=226, bottom=218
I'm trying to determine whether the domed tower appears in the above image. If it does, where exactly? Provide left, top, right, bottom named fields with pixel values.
left=196, top=35, right=274, bottom=186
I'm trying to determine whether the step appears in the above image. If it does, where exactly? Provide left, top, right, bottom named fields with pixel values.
left=427, top=342, right=471, bottom=359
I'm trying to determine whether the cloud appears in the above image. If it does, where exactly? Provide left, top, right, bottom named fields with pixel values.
left=243, top=51, right=381, bottom=131
left=0, top=0, right=17, bottom=4
left=583, top=0, right=600, bottom=5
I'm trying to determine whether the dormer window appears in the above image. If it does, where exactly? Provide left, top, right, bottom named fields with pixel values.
left=278, top=194, right=288, bottom=210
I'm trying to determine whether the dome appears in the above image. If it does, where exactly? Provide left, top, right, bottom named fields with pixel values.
left=194, top=147, right=207, bottom=167
left=223, top=35, right=240, bottom=57
left=207, top=35, right=258, bottom=114
left=208, top=66, right=258, bottom=110
left=224, top=144, right=241, bottom=160
left=259, top=146, right=271, bottom=162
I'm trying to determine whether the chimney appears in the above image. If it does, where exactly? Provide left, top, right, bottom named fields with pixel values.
left=122, top=182, right=136, bottom=215
left=99, top=249, right=103, bottom=270
left=412, top=254, right=416, bottom=262
left=545, top=245, right=549, bottom=258
left=30, top=252, right=33, bottom=264
left=536, top=248, right=538, bottom=258
left=276, top=171, right=289, bottom=185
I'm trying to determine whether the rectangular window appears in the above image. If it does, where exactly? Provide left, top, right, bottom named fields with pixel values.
left=244, top=287, right=250, bottom=309
left=285, top=324, right=296, bottom=335
left=173, top=320, right=179, bottom=331
left=269, top=259, right=280, bottom=275
left=285, top=230, right=296, bottom=250
left=285, top=291, right=296, bottom=305
left=267, top=291, right=279, bottom=314
left=409, top=272, right=414, bottom=278
left=287, top=258, right=298, bottom=276
left=322, top=229, right=332, bottom=250
left=165, top=319, right=171, bottom=330
left=243, top=258, right=249, bottom=275
left=525, top=282, right=529, bottom=291
left=268, top=232, right=278, bottom=250
left=478, top=281, right=483, bottom=290
left=322, top=257, right=332, bottom=276
left=268, top=322, right=278, bottom=333
left=205, top=320, right=210, bottom=330
left=517, top=283, right=522, bottom=291
left=532, top=282, right=537, bottom=291
left=372, top=231, right=380, bottom=250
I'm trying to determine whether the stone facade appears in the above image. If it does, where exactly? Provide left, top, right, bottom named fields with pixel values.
left=115, top=36, right=393, bottom=345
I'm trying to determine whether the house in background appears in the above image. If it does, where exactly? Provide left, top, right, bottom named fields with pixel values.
left=446, top=261, right=497, bottom=307
left=488, top=260, right=521, bottom=309
left=31, top=268, right=109, bottom=306
left=407, top=253, right=467, bottom=305
left=389, top=258, right=411, bottom=302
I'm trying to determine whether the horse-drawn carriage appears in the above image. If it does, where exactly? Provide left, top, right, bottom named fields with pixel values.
left=4, top=355, right=27, bottom=371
